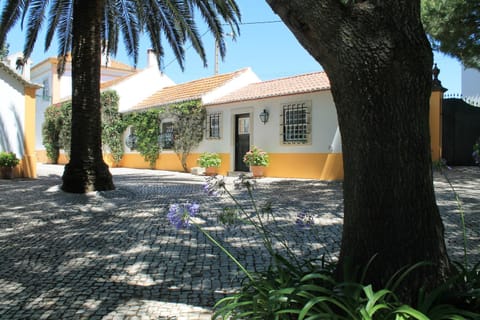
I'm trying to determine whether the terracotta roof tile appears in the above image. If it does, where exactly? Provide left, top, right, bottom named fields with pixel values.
left=131, top=68, right=250, bottom=111
left=206, top=71, right=330, bottom=105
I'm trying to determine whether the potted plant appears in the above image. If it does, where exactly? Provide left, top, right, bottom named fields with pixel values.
left=198, top=152, right=222, bottom=176
left=243, top=146, right=269, bottom=177
left=0, top=151, right=20, bottom=179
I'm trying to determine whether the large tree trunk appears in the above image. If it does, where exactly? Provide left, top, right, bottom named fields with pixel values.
left=61, top=0, right=114, bottom=193
left=267, top=0, right=450, bottom=297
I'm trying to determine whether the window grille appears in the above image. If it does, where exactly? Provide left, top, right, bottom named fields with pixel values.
left=159, top=122, right=174, bottom=149
left=281, top=101, right=311, bottom=144
left=207, top=112, right=221, bottom=139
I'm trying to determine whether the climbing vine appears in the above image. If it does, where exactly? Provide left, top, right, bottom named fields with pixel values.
left=42, top=103, right=63, bottom=163
left=169, top=100, right=206, bottom=172
left=42, top=90, right=125, bottom=164
left=43, top=90, right=206, bottom=170
left=101, top=91, right=127, bottom=163
left=125, top=109, right=162, bottom=167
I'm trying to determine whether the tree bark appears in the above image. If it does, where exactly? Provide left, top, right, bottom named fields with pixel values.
left=266, top=0, right=450, bottom=298
left=61, top=0, right=114, bottom=193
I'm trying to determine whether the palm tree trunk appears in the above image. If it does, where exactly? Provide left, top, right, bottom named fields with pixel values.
left=61, top=0, right=114, bottom=193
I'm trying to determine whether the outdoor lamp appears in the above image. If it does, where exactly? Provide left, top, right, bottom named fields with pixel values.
left=259, top=109, right=269, bottom=124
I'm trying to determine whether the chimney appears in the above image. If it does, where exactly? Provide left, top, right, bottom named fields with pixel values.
left=147, top=49, right=159, bottom=69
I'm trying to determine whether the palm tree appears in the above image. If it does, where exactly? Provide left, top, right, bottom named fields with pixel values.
left=0, top=0, right=240, bottom=193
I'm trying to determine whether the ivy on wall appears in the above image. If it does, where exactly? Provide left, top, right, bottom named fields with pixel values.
left=42, top=103, right=63, bottom=163
left=101, top=91, right=128, bottom=163
left=43, top=92, right=206, bottom=171
left=125, top=109, right=162, bottom=167
left=170, top=100, right=206, bottom=172
left=42, top=90, right=125, bottom=164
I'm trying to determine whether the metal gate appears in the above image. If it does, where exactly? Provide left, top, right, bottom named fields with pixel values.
left=442, top=98, right=480, bottom=165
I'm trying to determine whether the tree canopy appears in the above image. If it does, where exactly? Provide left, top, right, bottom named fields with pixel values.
left=422, top=0, right=480, bottom=69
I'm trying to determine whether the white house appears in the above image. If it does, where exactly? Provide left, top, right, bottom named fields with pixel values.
left=118, top=69, right=343, bottom=180
left=0, top=58, right=41, bottom=178
left=202, top=71, right=343, bottom=180
left=119, top=67, right=261, bottom=171
left=31, top=50, right=174, bottom=162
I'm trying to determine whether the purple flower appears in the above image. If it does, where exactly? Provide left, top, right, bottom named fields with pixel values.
left=296, top=211, right=314, bottom=229
left=168, top=203, right=199, bottom=229
left=203, top=176, right=226, bottom=197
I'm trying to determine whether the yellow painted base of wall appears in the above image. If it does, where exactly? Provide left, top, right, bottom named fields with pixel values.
left=35, top=150, right=344, bottom=180
left=118, top=152, right=231, bottom=176
left=265, top=153, right=344, bottom=180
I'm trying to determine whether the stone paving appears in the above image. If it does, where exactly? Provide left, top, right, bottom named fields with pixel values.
left=0, top=164, right=478, bottom=319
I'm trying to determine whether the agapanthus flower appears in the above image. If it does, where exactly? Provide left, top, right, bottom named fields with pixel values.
left=168, top=203, right=199, bottom=229
left=234, top=174, right=256, bottom=190
left=203, top=176, right=226, bottom=197
left=296, top=211, right=314, bottom=229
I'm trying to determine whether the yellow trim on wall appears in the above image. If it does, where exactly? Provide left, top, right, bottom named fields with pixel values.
left=117, top=152, right=231, bottom=175
left=429, top=91, right=443, bottom=162
left=265, top=153, right=344, bottom=180
left=117, top=152, right=342, bottom=180
left=20, top=87, right=37, bottom=178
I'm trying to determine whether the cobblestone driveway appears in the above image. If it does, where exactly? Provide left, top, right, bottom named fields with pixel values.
left=0, top=165, right=478, bottom=319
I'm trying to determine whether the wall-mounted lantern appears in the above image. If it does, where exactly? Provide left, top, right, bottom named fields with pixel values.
left=259, top=109, right=269, bottom=124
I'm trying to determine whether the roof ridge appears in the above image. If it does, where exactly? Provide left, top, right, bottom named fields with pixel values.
left=258, top=70, right=327, bottom=84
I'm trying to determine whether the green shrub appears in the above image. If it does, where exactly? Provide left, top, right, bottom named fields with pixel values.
left=198, top=152, right=221, bottom=168
left=0, top=151, right=20, bottom=167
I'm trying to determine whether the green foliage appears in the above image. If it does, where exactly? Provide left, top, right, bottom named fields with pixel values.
left=42, top=91, right=125, bottom=163
left=422, top=0, right=480, bottom=69
left=170, top=100, right=206, bottom=172
left=42, top=104, right=63, bottom=163
left=168, top=176, right=480, bottom=319
left=0, top=43, right=9, bottom=60
left=101, top=90, right=127, bottom=164
left=126, top=110, right=162, bottom=167
left=243, top=146, right=270, bottom=166
left=198, top=152, right=221, bottom=168
left=59, top=102, right=72, bottom=158
left=0, top=151, right=19, bottom=167
left=41, top=101, right=71, bottom=161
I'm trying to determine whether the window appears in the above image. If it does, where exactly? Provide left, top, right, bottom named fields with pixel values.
left=281, top=101, right=311, bottom=144
left=206, top=112, right=222, bottom=139
left=42, top=79, right=50, bottom=101
left=159, top=122, right=174, bottom=149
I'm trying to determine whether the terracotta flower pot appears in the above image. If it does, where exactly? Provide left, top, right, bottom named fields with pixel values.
left=205, top=167, right=218, bottom=176
left=0, top=167, right=14, bottom=179
left=250, top=165, right=265, bottom=178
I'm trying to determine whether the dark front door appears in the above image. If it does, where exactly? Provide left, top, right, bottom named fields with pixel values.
left=235, top=113, right=250, bottom=171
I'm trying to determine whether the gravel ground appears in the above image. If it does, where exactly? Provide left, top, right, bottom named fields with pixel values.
left=0, top=164, right=478, bottom=319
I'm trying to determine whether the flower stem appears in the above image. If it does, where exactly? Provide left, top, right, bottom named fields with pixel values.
left=195, top=224, right=254, bottom=282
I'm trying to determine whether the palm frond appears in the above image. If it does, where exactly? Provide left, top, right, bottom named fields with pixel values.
left=23, top=0, right=49, bottom=60
left=54, top=0, right=73, bottom=74
left=0, top=0, right=26, bottom=48
left=114, top=0, right=140, bottom=67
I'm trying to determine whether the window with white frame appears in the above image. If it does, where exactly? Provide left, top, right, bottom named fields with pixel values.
left=281, top=101, right=312, bottom=144
left=206, top=112, right=222, bottom=139
left=42, top=79, right=50, bottom=101
left=159, top=122, right=174, bottom=149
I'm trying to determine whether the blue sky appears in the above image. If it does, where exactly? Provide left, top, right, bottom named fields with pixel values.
left=5, top=0, right=462, bottom=93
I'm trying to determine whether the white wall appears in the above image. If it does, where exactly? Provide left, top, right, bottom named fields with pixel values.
left=31, top=63, right=53, bottom=150
left=109, top=67, right=175, bottom=113
left=0, top=69, right=26, bottom=157
left=200, top=90, right=339, bottom=167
